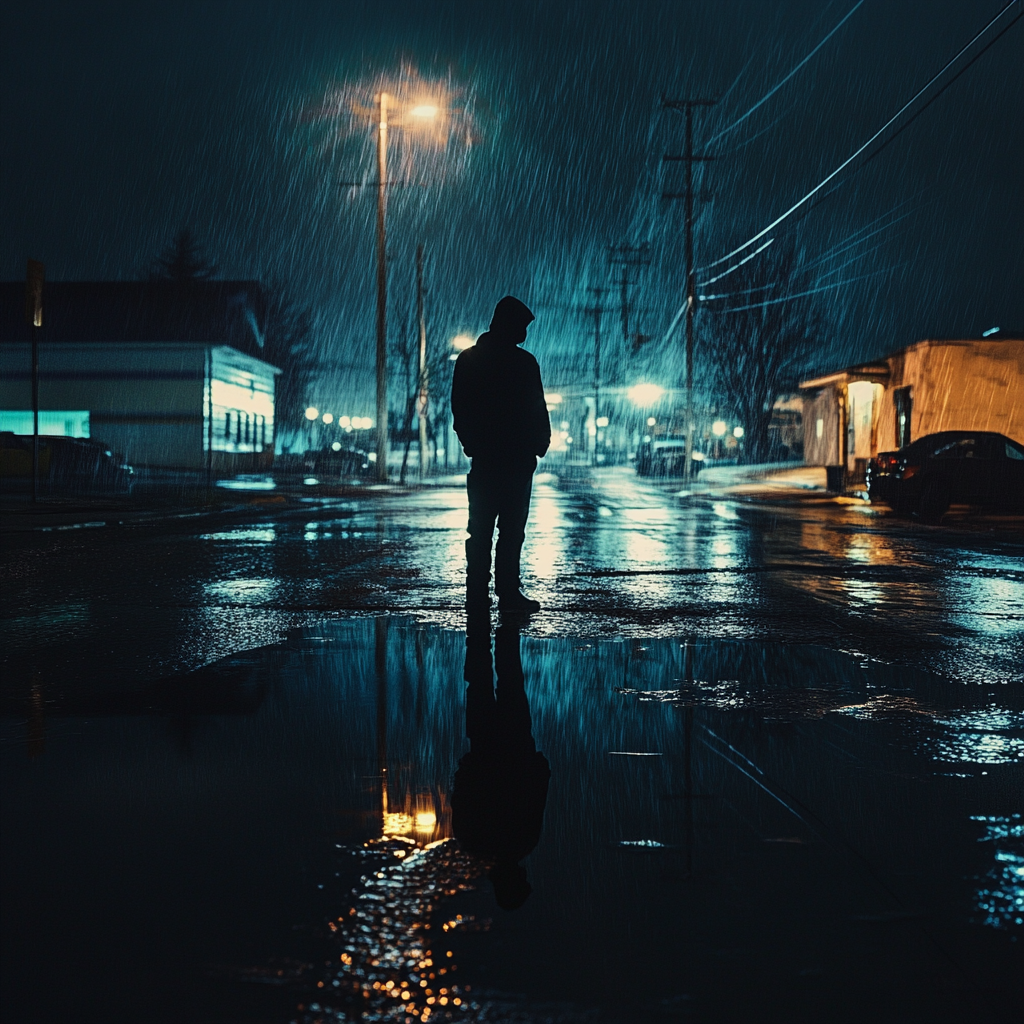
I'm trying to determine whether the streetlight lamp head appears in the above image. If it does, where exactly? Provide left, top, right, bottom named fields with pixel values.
left=409, top=104, right=439, bottom=119
left=628, top=383, right=665, bottom=407
left=712, top=420, right=728, bottom=437
left=305, top=406, right=319, bottom=421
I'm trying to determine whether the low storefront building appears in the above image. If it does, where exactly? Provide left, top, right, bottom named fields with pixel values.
left=0, top=280, right=280, bottom=479
left=800, top=337, right=1023, bottom=491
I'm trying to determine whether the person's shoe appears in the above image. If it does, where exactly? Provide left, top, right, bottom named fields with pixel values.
left=498, top=590, right=541, bottom=613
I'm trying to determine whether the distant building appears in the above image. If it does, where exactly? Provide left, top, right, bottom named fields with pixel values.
left=800, top=337, right=1024, bottom=488
left=0, top=280, right=280, bottom=477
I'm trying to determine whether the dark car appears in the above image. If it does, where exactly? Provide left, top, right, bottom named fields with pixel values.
left=867, top=431, right=1024, bottom=519
left=0, top=432, right=134, bottom=495
left=635, top=438, right=702, bottom=478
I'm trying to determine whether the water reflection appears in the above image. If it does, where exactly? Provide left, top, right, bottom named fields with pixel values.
left=303, top=613, right=550, bottom=1022
left=971, top=814, right=1024, bottom=930
left=5, top=618, right=1021, bottom=1023
left=453, top=612, right=551, bottom=909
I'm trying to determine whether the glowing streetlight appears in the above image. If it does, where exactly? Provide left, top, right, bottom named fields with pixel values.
left=322, top=412, right=334, bottom=424
left=410, top=104, right=439, bottom=119
left=304, top=406, right=319, bottom=421
left=712, top=420, right=728, bottom=437
left=452, top=334, right=475, bottom=351
left=339, top=415, right=351, bottom=428
left=628, top=383, right=665, bottom=406
left=733, top=426, right=744, bottom=438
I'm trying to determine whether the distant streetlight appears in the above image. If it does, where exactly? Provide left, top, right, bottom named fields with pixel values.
left=733, top=426, right=744, bottom=438
left=322, top=412, right=334, bottom=424
left=628, top=383, right=665, bottom=406
left=712, top=420, right=728, bottom=437
left=305, top=406, right=319, bottom=421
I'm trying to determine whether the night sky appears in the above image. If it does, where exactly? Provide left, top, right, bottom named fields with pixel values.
left=3, top=0, right=1021, bottom=407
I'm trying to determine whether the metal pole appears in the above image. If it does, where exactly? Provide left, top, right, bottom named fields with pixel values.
left=375, top=92, right=390, bottom=482
left=594, top=306, right=601, bottom=467
left=416, top=243, right=429, bottom=480
left=31, top=326, right=39, bottom=504
left=684, top=103, right=695, bottom=479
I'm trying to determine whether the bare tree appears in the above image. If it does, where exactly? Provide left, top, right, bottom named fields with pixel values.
left=706, top=244, right=821, bottom=463
left=150, top=228, right=218, bottom=281
left=261, top=283, right=316, bottom=450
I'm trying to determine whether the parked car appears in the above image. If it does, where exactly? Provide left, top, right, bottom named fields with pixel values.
left=0, top=432, right=134, bottom=495
left=867, top=431, right=1024, bottom=519
left=635, top=439, right=703, bottom=478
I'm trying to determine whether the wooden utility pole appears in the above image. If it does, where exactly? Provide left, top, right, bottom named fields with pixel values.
left=607, top=243, right=651, bottom=349
left=415, top=244, right=429, bottom=479
left=663, top=97, right=717, bottom=475
left=585, top=286, right=607, bottom=465
left=375, top=92, right=390, bottom=482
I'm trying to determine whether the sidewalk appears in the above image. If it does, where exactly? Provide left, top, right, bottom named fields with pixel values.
left=689, top=462, right=828, bottom=494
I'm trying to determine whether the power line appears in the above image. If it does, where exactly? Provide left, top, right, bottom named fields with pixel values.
left=704, top=0, right=865, bottom=148
left=699, top=0, right=1022, bottom=273
left=715, top=263, right=909, bottom=313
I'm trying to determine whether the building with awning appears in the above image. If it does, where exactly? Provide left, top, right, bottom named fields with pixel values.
left=800, top=337, right=1023, bottom=490
left=0, top=280, right=280, bottom=478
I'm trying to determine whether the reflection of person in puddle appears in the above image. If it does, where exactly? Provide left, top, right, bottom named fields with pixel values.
left=452, top=612, right=551, bottom=910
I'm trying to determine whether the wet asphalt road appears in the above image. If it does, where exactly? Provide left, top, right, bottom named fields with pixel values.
left=1, top=467, right=1022, bottom=1023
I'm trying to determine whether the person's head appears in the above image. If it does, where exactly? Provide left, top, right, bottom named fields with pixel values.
left=489, top=296, right=535, bottom=346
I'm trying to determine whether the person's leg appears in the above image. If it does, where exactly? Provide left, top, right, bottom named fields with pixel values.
left=493, top=471, right=534, bottom=598
left=466, top=465, right=499, bottom=604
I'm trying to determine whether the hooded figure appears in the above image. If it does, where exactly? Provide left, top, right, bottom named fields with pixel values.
left=451, top=296, right=550, bottom=611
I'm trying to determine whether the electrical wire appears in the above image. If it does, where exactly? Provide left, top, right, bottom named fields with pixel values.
left=705, top=0, right=865, bottom=148
left=699, top=0, right=1022, bottom=273
left=715, top=263, right=908, bottom=313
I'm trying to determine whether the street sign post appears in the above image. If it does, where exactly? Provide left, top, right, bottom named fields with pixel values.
left=26, top=259, right=44, bottom=504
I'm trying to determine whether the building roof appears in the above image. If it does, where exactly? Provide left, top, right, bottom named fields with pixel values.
left=799, top=362, right=890, bottom=390
left=799, top=336, right=1024, bottom=391
left=0, top=280, right=269, bottom=358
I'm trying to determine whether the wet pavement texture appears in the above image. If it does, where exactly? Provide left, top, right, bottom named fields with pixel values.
left=1, top=468, right=1022, bottom=1023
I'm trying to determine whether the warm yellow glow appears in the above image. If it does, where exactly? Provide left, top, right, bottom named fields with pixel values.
left=383, top=812, right=414, bottom=835
left=712, top=419, right=728, bottom=436
left=304, top=406, right=319, bottom=421
left=410, top=104, right=439, bottom=119
left=415, top=810, right=438, bottom=833
left=451, top=334, right=475, bottom=350
left=322, top=412, right=334, bottom=424
left=544, top=392, right=563, bottom=405
left=628, top=383, right=665, bottom=406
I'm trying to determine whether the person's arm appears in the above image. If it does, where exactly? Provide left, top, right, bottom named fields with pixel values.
left=527, top=358, right=551, bottom=458
left=451, top=353, right=478, bottom=457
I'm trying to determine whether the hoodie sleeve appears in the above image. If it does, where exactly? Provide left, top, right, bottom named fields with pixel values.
left=451, top=351, right=478, bottom=457
left=526, top=355, right=551, bottom=458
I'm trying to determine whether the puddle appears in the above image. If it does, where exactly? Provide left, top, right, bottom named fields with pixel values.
left=2, top=618, right=1021, bottom=1023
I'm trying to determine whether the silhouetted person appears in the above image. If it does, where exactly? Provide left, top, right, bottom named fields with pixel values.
left=451, top=613, right=550, bottom=910
left=451, top=296, right=550, bottom=612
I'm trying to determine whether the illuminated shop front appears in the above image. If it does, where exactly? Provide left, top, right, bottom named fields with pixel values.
left=0, top=281, right=280, bottom=477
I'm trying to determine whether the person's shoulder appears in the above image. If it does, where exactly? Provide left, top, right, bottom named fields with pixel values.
left=511, top=347, right=540, bottom=369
